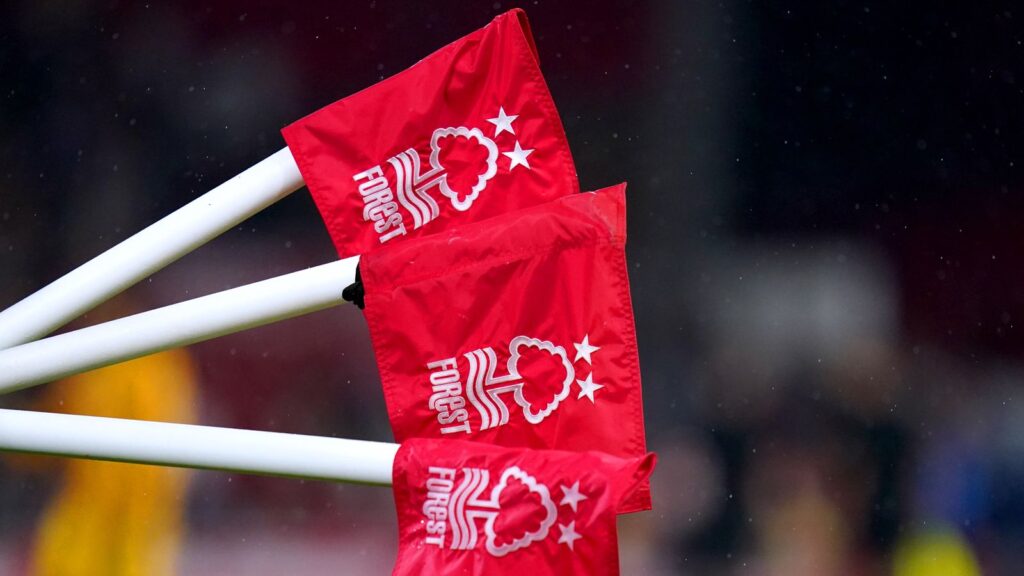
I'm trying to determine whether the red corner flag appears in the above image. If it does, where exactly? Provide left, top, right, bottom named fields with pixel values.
left=391, top=438, right=655, bottom=576
left=281, top=9, right=578, bottom=258
left=360, top=183, right=650, bottom=512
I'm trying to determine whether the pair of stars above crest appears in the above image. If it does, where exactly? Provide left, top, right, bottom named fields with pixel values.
left=487, top=107, right=533, bottom=171
left=556, top=480, right=587, bottom=550
left=573, top=335, right=603, bottom=403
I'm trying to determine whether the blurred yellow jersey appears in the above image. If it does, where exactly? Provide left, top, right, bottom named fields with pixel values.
left=30, top=348, right=198, bottom=576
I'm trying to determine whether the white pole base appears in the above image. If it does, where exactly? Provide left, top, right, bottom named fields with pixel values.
left=0, top=147, right=304, bottom=349
left=0, top=409, right=397, bottom=485
left=0, top=256, right=358, bottom=394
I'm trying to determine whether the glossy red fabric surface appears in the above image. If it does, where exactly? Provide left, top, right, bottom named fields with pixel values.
left=281, top=9, right=578, bottom=258
left=391, top=438, right=655, bottom=576
left=361, top=184, right=650, bottom=512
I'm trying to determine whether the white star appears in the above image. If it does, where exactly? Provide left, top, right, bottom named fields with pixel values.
left=576, top=373, right=604, bottom=403
left=502, top=141, right=534, bottom=171
left=487, top=106, right=519, bottom=137
left=559, top=481, right=588, bottom=512
left=573, top=335, right=600, bottom=364
left=557, top=521, right=583, bottom=551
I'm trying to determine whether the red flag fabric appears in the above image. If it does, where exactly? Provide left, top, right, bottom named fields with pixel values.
left=391, top=438, right=656, bottom=576
left=360, top=183, right=650, bottom=512
left=281, top=9, right=578, bottom=258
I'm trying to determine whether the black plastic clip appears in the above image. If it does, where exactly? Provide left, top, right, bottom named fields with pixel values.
left=342, top=265, right=365, bottom=310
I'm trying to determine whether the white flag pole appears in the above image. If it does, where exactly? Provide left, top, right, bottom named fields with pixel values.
left=0, top=147, right=304, bottom=349
left=0, top=256, right=358, bottom=395
left=0, top=409, right=397, bottom=485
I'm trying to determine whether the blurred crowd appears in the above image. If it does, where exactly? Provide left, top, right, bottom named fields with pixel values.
left=1, top=1, right=1022, bottom=574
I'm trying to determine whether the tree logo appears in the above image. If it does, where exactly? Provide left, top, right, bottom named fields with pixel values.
left=428, top=127, right=499, bottom=211
left=433, top=465, right=583, bottom=557
left=352, top=107, right=535, bottom=244
left=425, top=334, right=604, bottom=435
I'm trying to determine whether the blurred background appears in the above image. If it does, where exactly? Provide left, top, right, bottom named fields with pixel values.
left=1, top=1, right=1022, bottom=574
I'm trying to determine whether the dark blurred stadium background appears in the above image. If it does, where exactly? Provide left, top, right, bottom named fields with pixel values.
left=1, top=1, right=1022, bottom=574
